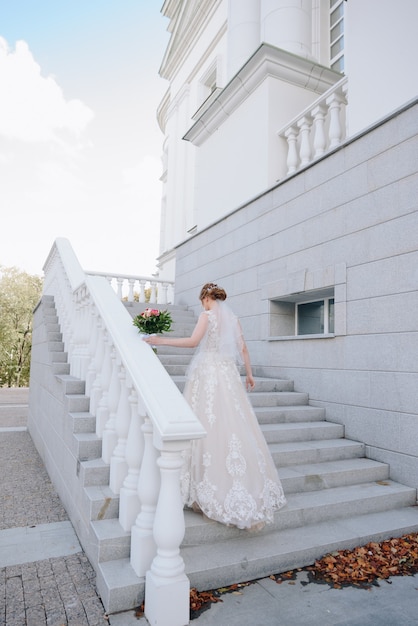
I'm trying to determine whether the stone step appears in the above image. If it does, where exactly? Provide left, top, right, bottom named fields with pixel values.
left=96, top=506, right=418, bottom=614
left=44, top=313, right=59, bottom=324
left=59, top=375, right=85, bottom=395
left=90, top=519, right=130, bottom=565
left=79, top=458, right=110, bottom=487
left=250, top=391, right=309, bottom=407
left=181, top=480, right=416, bottom=547
left=46, top=323, right=61, bottom=333
left=52, top=362, right=71, bottom=375
left=48, top=331, right=63, bottom=342
left=270, top=438, right=365, bottom=466
left=65, top=393, right=90, bottom=413
left=255, top=405, right=326, bottom=424
left=72, top=432, right=102, bottom=462
left=279, top=457, right=389, bottom=493
left=69, top=411, right=96, bottom=433
left=182, top=505, right=418, bottom=592
left=50, top=351, right=68, bottom=363
left=158, top=354, right=193, bottom=366
left=48, top=340, right=65, bottom=352
left=96, top=558, right=145, bottom=615
left=262, top=421, right=344, bottom=443
left=91, top=470, right=409, bottom=567
left=83, top=486, right=120, bottom=523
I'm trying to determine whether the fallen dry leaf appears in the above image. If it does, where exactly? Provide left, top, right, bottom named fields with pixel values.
left=307, top=532, right=418, bottom=588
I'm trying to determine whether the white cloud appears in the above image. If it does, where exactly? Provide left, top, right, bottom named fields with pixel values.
left=0, top=37, right=94, bottom=145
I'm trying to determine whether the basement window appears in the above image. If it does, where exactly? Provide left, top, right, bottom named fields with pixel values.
left=296, top=297, right=334, bottom=335
left=269, top=289, right=335, bottom=339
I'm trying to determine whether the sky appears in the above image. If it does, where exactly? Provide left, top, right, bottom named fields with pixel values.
left=0, top=1, right=170, bottom=278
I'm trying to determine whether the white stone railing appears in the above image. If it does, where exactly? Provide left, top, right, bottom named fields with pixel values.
left=85, top=271, right=174, bottom=304
left=42, top=237, right=205, bottom=626
left=278, top=76, right=348, bottom=176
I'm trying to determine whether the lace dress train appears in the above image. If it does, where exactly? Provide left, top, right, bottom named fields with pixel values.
left=180, top=309, right=286, bottom=529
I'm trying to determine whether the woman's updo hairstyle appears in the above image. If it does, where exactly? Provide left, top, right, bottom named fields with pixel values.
left=199, top=282, right=227, bottom=301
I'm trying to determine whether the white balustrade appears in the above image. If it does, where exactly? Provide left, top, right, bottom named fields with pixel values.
left=42, top=237, right=206, bottom=625
left=86, top=271, right=175, bottom=305
left=278, top=76, right=348, bottom=176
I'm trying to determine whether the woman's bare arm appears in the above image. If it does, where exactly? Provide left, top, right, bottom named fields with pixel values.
left=143, top=311, right=208, bottom=348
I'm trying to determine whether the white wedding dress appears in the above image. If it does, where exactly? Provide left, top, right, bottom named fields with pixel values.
left=180, top=303, right=286, bottom=529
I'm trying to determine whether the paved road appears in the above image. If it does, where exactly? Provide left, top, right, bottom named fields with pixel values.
left=0, top=388, right=106, bottom=626
left=1, top=388, right=418, bottom=626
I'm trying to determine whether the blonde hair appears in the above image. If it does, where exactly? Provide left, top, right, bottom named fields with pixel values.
left=199, top=282, right=227, bottom=301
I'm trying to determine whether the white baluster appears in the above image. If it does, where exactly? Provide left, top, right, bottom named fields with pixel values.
left=130, top=417, right=160, bottom=577
left=284, top=125, right=299, bottom=174
left=162, top=283, right=169, bottom=304
left=102, top=349, right=120, bottom=464
left=89, top=319, right=105, bottom=417
left=326, top=91, right=345, bottom=149
left=119, top=389, right=143, bottom=531
left=312, top=104, right=327, bottom=157
left=139, top=281, right=146, bottom=303
left=85, top=305, right=99, bottom=398
left=297, top=115, right=312, bottom=166
left=145, top=445, right=189, bottom=626
left=95, top=329, right=112, bottom=435
left=116, top=277, right=123, bottom=300
left=150, top=282, right=157, bottom=303
left=109, top=367, right=130, bottom=494
left=128, top=279, right=135, bottom=303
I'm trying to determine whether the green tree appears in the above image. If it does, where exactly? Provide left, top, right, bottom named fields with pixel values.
left=0, top=266, right=43, bottom=387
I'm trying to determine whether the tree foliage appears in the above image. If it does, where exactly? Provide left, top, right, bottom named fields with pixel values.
left=0, top=266, right=43, bottom=387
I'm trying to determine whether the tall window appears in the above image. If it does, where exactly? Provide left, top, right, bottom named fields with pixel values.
left=330, top=0, right=345, bottom=72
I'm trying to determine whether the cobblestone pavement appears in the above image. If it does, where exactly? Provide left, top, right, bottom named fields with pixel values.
left=0, top=388, right=108, bottom=626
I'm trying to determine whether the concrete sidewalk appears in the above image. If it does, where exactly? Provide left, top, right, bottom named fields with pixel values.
left=1, top=388, right=417, bottom=625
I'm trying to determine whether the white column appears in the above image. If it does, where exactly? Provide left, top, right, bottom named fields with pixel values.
left=227, top=0, right=260, bottom=80
left=260, top=0, right=312, bottom=58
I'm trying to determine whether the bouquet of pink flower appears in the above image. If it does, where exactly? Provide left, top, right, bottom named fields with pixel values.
left=133, top=308, right=173, bottom=335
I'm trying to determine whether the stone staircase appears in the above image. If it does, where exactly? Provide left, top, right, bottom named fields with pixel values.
left=37, top=299, right=418, bottom=613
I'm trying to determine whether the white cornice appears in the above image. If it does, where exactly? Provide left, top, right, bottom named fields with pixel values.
left=159, top=0, right=222, bottom=81
left=157, top=87, right=171, bottom=134
left=183, top=43, right=342, bottom=146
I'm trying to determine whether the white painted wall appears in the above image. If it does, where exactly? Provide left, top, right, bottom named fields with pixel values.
left=345, top=0, right=418, bottom=135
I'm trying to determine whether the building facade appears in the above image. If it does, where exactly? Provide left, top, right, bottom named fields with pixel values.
left=156, top=0, right=418, bottom=489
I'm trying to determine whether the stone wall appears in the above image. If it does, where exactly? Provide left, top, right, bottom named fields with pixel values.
left=174, top=99, right=418, bottom=490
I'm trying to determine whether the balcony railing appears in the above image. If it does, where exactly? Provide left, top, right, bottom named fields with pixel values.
left=278, top=76, right=348, bottom=176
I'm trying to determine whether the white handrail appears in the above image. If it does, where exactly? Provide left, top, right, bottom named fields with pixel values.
left=42, top=237, right=205, bottom=625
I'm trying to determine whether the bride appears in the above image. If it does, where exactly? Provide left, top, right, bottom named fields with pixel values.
left=144, top=283, right=286, bottom=530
